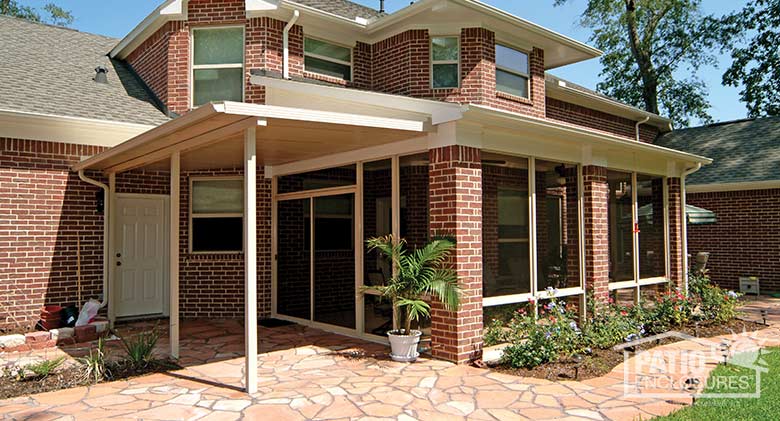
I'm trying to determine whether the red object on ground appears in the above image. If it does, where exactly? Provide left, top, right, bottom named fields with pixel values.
left=40, top=305, right=63, bottom=330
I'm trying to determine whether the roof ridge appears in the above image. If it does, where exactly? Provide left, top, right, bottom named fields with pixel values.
left=0, top=13, right=118, bottom=41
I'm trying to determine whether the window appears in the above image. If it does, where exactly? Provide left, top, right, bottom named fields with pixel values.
left=190, top=178, right=243, bottom=253
left=496, top=44, right=530, bottom=98
left=304, top=38, right=352, bottom=81
left=192, top=27, right=244, bottom=107
left=607, top=170, right=635, bottom=283
left=431, top=37, right=459, bottom=88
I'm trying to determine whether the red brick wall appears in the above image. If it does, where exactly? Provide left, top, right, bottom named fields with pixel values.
left=687, top=188, right=780, bottom=292
left=546, top=98, right=659, bottom=143
left=428, top=145, right=483, bottom=363
left=0, top=138, right=106, bottom=330
left=582, top=165, right=609, bottom=303
left=668, top=178, right=684, bottom=288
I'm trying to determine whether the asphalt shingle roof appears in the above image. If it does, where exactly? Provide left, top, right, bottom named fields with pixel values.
left=290, top=0, right=385, bottom=20
left=655, top=116, right=780, bottom=185
left=0, top=15, right=169, bottom=126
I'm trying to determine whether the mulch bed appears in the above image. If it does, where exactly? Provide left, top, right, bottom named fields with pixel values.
left=488, top=319, right=767, bottom=381
left=0, top=360, right=180, bottom=401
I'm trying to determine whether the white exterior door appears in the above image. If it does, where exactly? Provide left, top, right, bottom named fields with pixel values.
left=116, top=195, right=168, bottom=318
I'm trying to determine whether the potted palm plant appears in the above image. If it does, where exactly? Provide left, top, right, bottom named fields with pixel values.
left=365, top=235, right=460, bottom=362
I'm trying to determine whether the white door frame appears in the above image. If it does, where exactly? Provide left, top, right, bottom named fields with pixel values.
left=113, top=193, right=171, bottom=318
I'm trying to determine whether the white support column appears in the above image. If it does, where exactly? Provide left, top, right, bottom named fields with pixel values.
left=244, top=127, right=259, bottom=394
left=108, top=173, right=117, bottom=326
left=170, top=152, right=180, bottom=359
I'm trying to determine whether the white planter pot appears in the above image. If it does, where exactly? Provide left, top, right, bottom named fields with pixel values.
left=387, top=330, right=422, bottom=362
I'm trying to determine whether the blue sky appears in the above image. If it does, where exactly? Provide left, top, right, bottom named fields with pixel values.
left=31, top=0, right=749, bottom=123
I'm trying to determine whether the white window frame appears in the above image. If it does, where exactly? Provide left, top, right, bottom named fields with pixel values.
left=430, top=36, right=460, bottom=89
left=303, top=36, right=353, bottom=82
left=190, top=26, right=245, bottom=109
left=189, top=176, right=244, bottom=254
left=495, top=43, right=531, bottom=99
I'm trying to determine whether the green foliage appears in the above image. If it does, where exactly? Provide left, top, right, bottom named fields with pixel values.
left=24, top=356, right=66, bottom=378
left=582, top=298, right=645, bottom=349
left=78, top=336, right=110, bottom=383
left=554, top=0, right=720, bottom=127
left=121, top=329, right=160, bottom=368
left=501, top=295, right=585, bottom=369
left=483, top=318, right=508, bottom=347
left=719, top=0, right=780, bottom=117
left=0, top=0, right=74, bottom=26
left=365, top=235, right=460, bottom=335
left=644, top=289, right=694, bottom=334
left=688, top=270, right=741, bottom=323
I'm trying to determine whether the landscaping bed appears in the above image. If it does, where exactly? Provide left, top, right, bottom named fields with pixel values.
left=489, top=318, right=766, bottom=381
left=0, top=360, right=178, bottom=400
left=482, top=271, right=759, bottom=380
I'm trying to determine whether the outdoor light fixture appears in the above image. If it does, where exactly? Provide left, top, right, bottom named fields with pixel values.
left=720, top=340, right=731, bottom=366
left=684, top=377, right=700, bottom=391
left=761, top=309, right=768, bottom=325
left=694, top=321, right=700, bottom=338
left=572, top=354, right=583, bottom=380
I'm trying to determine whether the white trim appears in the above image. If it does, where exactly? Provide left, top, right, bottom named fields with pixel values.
left=110, top=0, right=186, bottom=59
left=483, top=293, right=534, bottom=308
left=0, top=109, right=156, bottom=147
left=528, top=157, right=538, bottom=298
left=686, top=180, right=780, bottom=193
left=108, top=174, right=118, bottom=324
left=250, top=76, right=465, bottom=125
left=638, top=276, right=668, bottom=286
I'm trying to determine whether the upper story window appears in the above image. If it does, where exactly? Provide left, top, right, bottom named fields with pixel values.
left=304, top=38, right=352, bottom=81
left=431, top=36, right=459, bottom=89
left=192, top=27, right=244, bottom=107
left=496, top=44, right=530, bottom=98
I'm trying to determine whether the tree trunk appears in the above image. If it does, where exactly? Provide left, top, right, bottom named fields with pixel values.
left=624, top=0, right=661, bottom=115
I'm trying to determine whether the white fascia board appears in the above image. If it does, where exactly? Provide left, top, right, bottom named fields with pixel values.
left=246, top=0, right=280, bottom=13
left=366, top=0, right=601, bottom=60
left=546, top=80, right=673, bottom=131
left=221, top=102, right=428, bottom=132
left=248, top=0, right=367, bottom=28
left=0, top=109, right=156, bottom=147
left=465, top=104, right=712, bottom=165
left=250, top=76, right=464, bottom=125
left=110, top=0, right=186, bottom=60
left=686, top=180, right=780, bottom=193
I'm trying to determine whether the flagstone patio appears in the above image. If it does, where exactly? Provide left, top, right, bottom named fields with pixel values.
left=2, top=296, right=780, bottom=420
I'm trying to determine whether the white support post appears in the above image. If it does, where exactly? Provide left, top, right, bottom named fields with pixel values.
left=170, top=152, right=180, bottom=359
left=108, top=173, right=117, bottom=326
left=244, top=127, right=259, bottom=394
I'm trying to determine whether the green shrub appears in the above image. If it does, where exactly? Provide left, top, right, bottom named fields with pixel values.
left=583, top=302, right=645, bottom=349
left=483, top=318, right=509, bottom=347
left=643, top=289, right=693, bottom=334
left=78, top=336, right=110, bottom=383
left=24, top=356, right=66, bottom=378
left=501, top=295, right=585, bottom=368
left=121, top=329, right=159, bottom=367
left=697, top=285, right=741, bottom=323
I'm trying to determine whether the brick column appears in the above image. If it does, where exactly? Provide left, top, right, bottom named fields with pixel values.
left=668, top=178, right=684, bottom=289
left=428, top=145, right=483, bottom=364
left=582, top=166, right=610, bottom=303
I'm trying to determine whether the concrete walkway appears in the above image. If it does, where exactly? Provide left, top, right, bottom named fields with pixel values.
left=2, top=297, right=779, bottom=420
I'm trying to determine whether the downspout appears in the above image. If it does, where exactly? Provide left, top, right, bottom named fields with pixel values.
left=78, top=170, right=110, bottom=309
left=283, top=10, right=300, bottom=80
left=681, top=163, right=702, bottom=292
left=635, top=116, right=650, bottom=142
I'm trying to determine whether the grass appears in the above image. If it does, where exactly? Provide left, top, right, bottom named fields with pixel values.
left=660, top=347, right=780, bottom=420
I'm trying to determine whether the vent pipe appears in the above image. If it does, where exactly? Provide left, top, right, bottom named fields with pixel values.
left=94, top=66, right=109, bottom=84
left=380, top=0, right=385, bottom=12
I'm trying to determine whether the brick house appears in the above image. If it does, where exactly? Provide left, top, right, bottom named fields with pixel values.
left=0, top=0, right=710, bottom=392
left=656, top=116, right=780, bottom=293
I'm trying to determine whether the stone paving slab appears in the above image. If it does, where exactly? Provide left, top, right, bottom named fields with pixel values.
left=2, top=297, right=780, bottom=420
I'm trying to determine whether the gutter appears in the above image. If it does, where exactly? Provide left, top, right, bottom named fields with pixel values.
left=283, top=10, right=301, bottom=79
left=635, top=116, right=650, bottom=142
left=680, top=163, right=702, bottom=292
left=77, top=171, right=111, bottom=310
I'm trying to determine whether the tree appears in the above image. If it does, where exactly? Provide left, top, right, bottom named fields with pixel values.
left=720, top=0, right=780, bottom=117
left=555, top=0, right=720, bottom=127
left=0, top=0, right=73, bottom=26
